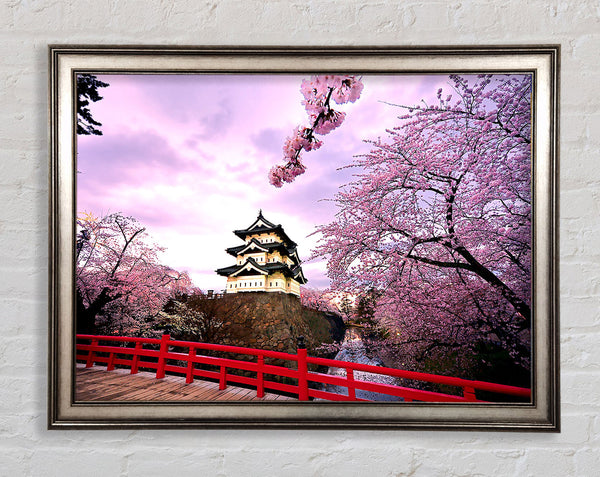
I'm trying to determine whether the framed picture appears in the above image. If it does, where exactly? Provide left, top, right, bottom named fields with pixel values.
left=49, top=46, right=559, bottom=430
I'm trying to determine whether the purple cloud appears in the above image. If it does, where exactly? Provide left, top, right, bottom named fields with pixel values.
left=77, top=73, right=480, bottom=291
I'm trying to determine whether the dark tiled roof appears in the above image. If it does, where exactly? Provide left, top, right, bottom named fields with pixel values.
left=226, top=238, right=292, bottom=257
left=232, top=211, right=296, bottom=246
left=233, top=224, right=296, bottom=247
left=215, top=264, right=243, bottom=276
left=216, top=257, right=306, bottom=283
left=291, top=265, right=308, bottom=284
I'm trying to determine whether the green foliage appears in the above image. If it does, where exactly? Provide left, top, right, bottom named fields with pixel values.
left=470, top=342, right=531, bottom=401
left=158, top=293, right=244, bottom=344
left=77, top=74, right=109, bottom=135
left=354, top=289, right=382, bottom=325
left=412, top=341, right=530, bottom=401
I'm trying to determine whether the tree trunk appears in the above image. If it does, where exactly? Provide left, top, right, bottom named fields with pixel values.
left=76, top=289, right=96, bottom=334
left=76, top=287, right=115, bottom=334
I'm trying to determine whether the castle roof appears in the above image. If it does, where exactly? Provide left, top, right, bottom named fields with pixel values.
left=290, top=265, right=307, bottom=284
left=225, top=238, right=300, bottom=265
left=217, top=211, right=308, bottom=286
left=215, top=256, right=308, bottom=284
left=233, top=210, right=296, bottom=246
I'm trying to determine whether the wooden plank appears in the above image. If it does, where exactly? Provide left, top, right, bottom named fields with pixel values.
left=80, top=367, right=246, bottom=400
left=215, top=386, right=255, bottom=401
left=191, top=383, right=233, bottom=401
left=75, top=366, right=297, bottom=402
left=76, top=373, right=142, bottom=400
left=88, top=379, right=180, bottom=401
left=109, top=378, right=186, bottom=402
left=274, top=393, right=296, bottom=401
left=76, top=368, right=165, bottom=401
left=167, top=381, right=222, bottom=401
left=77, top=366, right=172, bottom=401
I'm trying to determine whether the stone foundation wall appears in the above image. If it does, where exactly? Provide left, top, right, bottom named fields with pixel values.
left=218, top=292, right=344, bottom=355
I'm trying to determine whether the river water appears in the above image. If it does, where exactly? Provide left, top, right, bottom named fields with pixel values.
left=323, top=327, right=402, bottom=401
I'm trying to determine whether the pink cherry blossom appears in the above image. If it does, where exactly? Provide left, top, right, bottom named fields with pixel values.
left=76, top=212, right=194, bottom=334
left=312, top=74, right=532, bottom=377
left=269, top=75, right=364, bottom=187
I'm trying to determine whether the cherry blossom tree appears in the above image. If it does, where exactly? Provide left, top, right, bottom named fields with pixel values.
left=313, top=74, right=532, bottom=375
left=76, top=212, right=192, bottom=334
left=269, top=75, right=363, bottom=187
left=300, top=287, right=342, bottom=315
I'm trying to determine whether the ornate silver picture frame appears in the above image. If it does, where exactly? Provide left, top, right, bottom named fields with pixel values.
left=49, top=46, right=559, bottom=430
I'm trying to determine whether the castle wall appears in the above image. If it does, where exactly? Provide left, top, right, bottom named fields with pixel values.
left=245, top=231, right=281, bottom=243
left=226, top=274, right=302, bottom=296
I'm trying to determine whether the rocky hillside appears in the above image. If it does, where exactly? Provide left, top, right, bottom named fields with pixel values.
left=218, top=292, right=345, bottom=355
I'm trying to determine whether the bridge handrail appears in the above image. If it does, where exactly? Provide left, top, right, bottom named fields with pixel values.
left=75, top=334, right=531, bottom=402
left=305, top=355, right=531, bottom=397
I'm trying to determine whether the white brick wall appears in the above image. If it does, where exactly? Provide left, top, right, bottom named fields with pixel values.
left=1, top=1, right=598, bottom=475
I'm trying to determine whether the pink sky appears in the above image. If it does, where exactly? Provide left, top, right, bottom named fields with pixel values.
left=77, top=73, right=454, bottom=290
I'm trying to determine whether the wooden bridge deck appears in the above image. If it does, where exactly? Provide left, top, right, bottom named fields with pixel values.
left=75, top=364, right=296, bottom=402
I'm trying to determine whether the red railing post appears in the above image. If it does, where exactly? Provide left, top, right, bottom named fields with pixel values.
left=107, top=351, right=115, bottom=371
left=86, top=338, right=98, bottom=368
left=219, top=365, right=227, bottom=390
left=346, top=368, right=356, bottom=401
left=463, top=386, right=477, bottom=401
left=257, top=355, right=265, bottom=398
left=156, top=334, right=170, bottom=379
left=130, top=342, right=142, bottom=374
left=186, top=347, right=196, bottom=384
left=296, top=336, right=309, bottom=401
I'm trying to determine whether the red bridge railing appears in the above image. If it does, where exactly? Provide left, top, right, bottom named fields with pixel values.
left=76, top=334, right=531, bottom=403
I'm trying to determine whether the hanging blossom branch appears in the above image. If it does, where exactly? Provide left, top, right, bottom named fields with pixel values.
left=268, top=75, right=364, bottom=187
